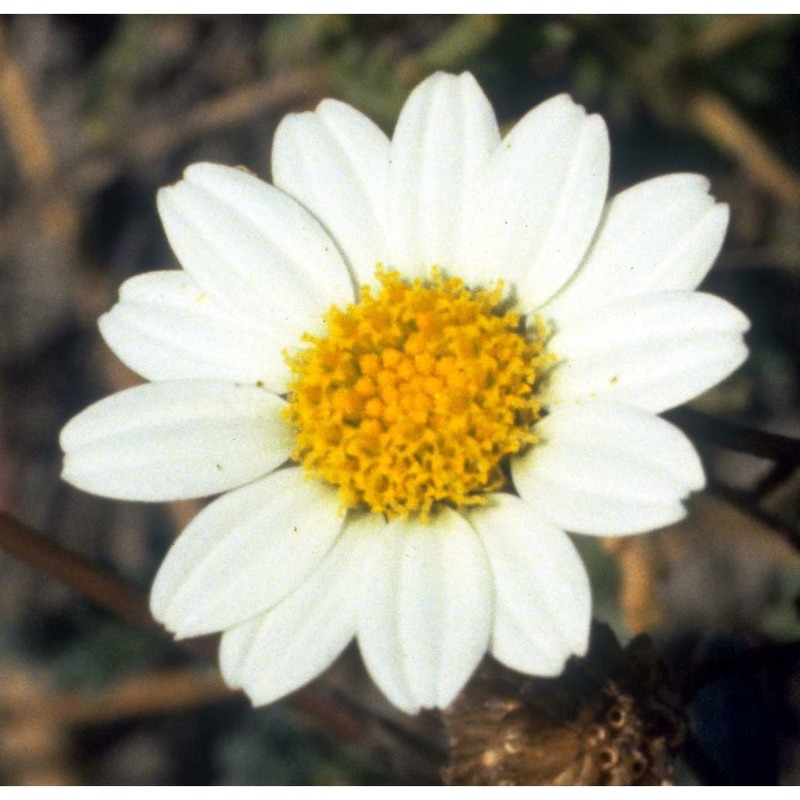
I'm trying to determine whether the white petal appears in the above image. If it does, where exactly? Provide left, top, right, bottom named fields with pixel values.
left=547, top=174, right=729, bottom=321
left=150, top=468, right=343, bottom=637
left=388, top=72, right=501, bottom=279
left=546, top=291, right=750, bottom=413
left=60, top=381, right=292, bottom=501
left=357, top=508, right=492, bottom=713
left=157, top=163, right=353, bottom=339
left=469, top=494, right=591, bottom=675
left=272, top=99, right=391, bottom=287
left=99, top=270, right=291, bottom=392
left=219, top=515, right=376, bottom=705
left=354, top=519, right=416, bottom=713
left=461, top=94, right=609, bottom=309
left=513, top=402, right=705, bottom=536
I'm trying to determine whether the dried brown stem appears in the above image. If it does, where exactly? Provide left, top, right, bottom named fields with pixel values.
left=665, top=408, right=800, bottom=465
left=576, top=16, right=800, bottom=210
left=0, top=664, right=230, bottom=726
left=706, top=481, right=800, bottom=551
left=691, top=14, right=785, bottom=60
left=0, top=510, right=441, bottom=765
left=52, top=669, right=230, bottom=725
left=0, top=22, right=79, bottom=243
left=0, top=512, right=372, bottom=740
left=131, top=68, right=327, bottom=164
left=0, top=512, right=362, bottom=734
left=0, top=511, right=163, bottom=636
left=752, top=461, right=798, bottom=501
left=690, top=92, right=800, bottom=208
left=0, top=68, right=327, bottom=258
left=0, top=23, right=56, bottom=183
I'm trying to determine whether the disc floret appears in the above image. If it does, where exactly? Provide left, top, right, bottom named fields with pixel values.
left=284, top=268, right=550, bottom=520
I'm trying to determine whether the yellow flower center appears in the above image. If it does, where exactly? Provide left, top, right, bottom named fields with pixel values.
left=284, top=268, right=551, bottom=521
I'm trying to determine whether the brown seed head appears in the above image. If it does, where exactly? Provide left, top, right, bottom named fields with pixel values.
left=442, top=622, right=685, bottom=786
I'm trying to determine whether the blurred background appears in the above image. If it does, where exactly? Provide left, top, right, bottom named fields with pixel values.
left=1, top=14, right=800, bottom=785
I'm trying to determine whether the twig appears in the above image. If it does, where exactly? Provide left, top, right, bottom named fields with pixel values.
left=690, top=91, right=800, bottom=208
left=691, top=14, right=786, bottom=60
left=665, top=408, right=800, bottom=465
left=131, top=68, right=327, bottom=164
left=752, top=461, right=798, bottom=501
left=0, top=23, right=56, bottom=183
left=575, top=16, right=800, bottom=209
left=706, top=481, right=800, bottom=551
left=0, top=511, right=164, bottom=636
left=51, top=669, right=231, bottom=725
left=0, top=22, right=79, bottom=243
left=0, top=69, right=327, bottom=258
left=0, top=510, right=443, bottom=768
left=0, top=511, right=361, bottom=736
left=665, top=410, right=800, bottom=548
left=0, top=664, right=230, bottom=726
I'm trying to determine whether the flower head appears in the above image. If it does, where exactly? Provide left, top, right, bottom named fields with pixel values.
left=60, top=72, right=749, bottom=714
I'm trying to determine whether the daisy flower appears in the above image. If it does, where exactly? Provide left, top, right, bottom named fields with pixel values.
left=60, top=72, right=749, bottom=714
